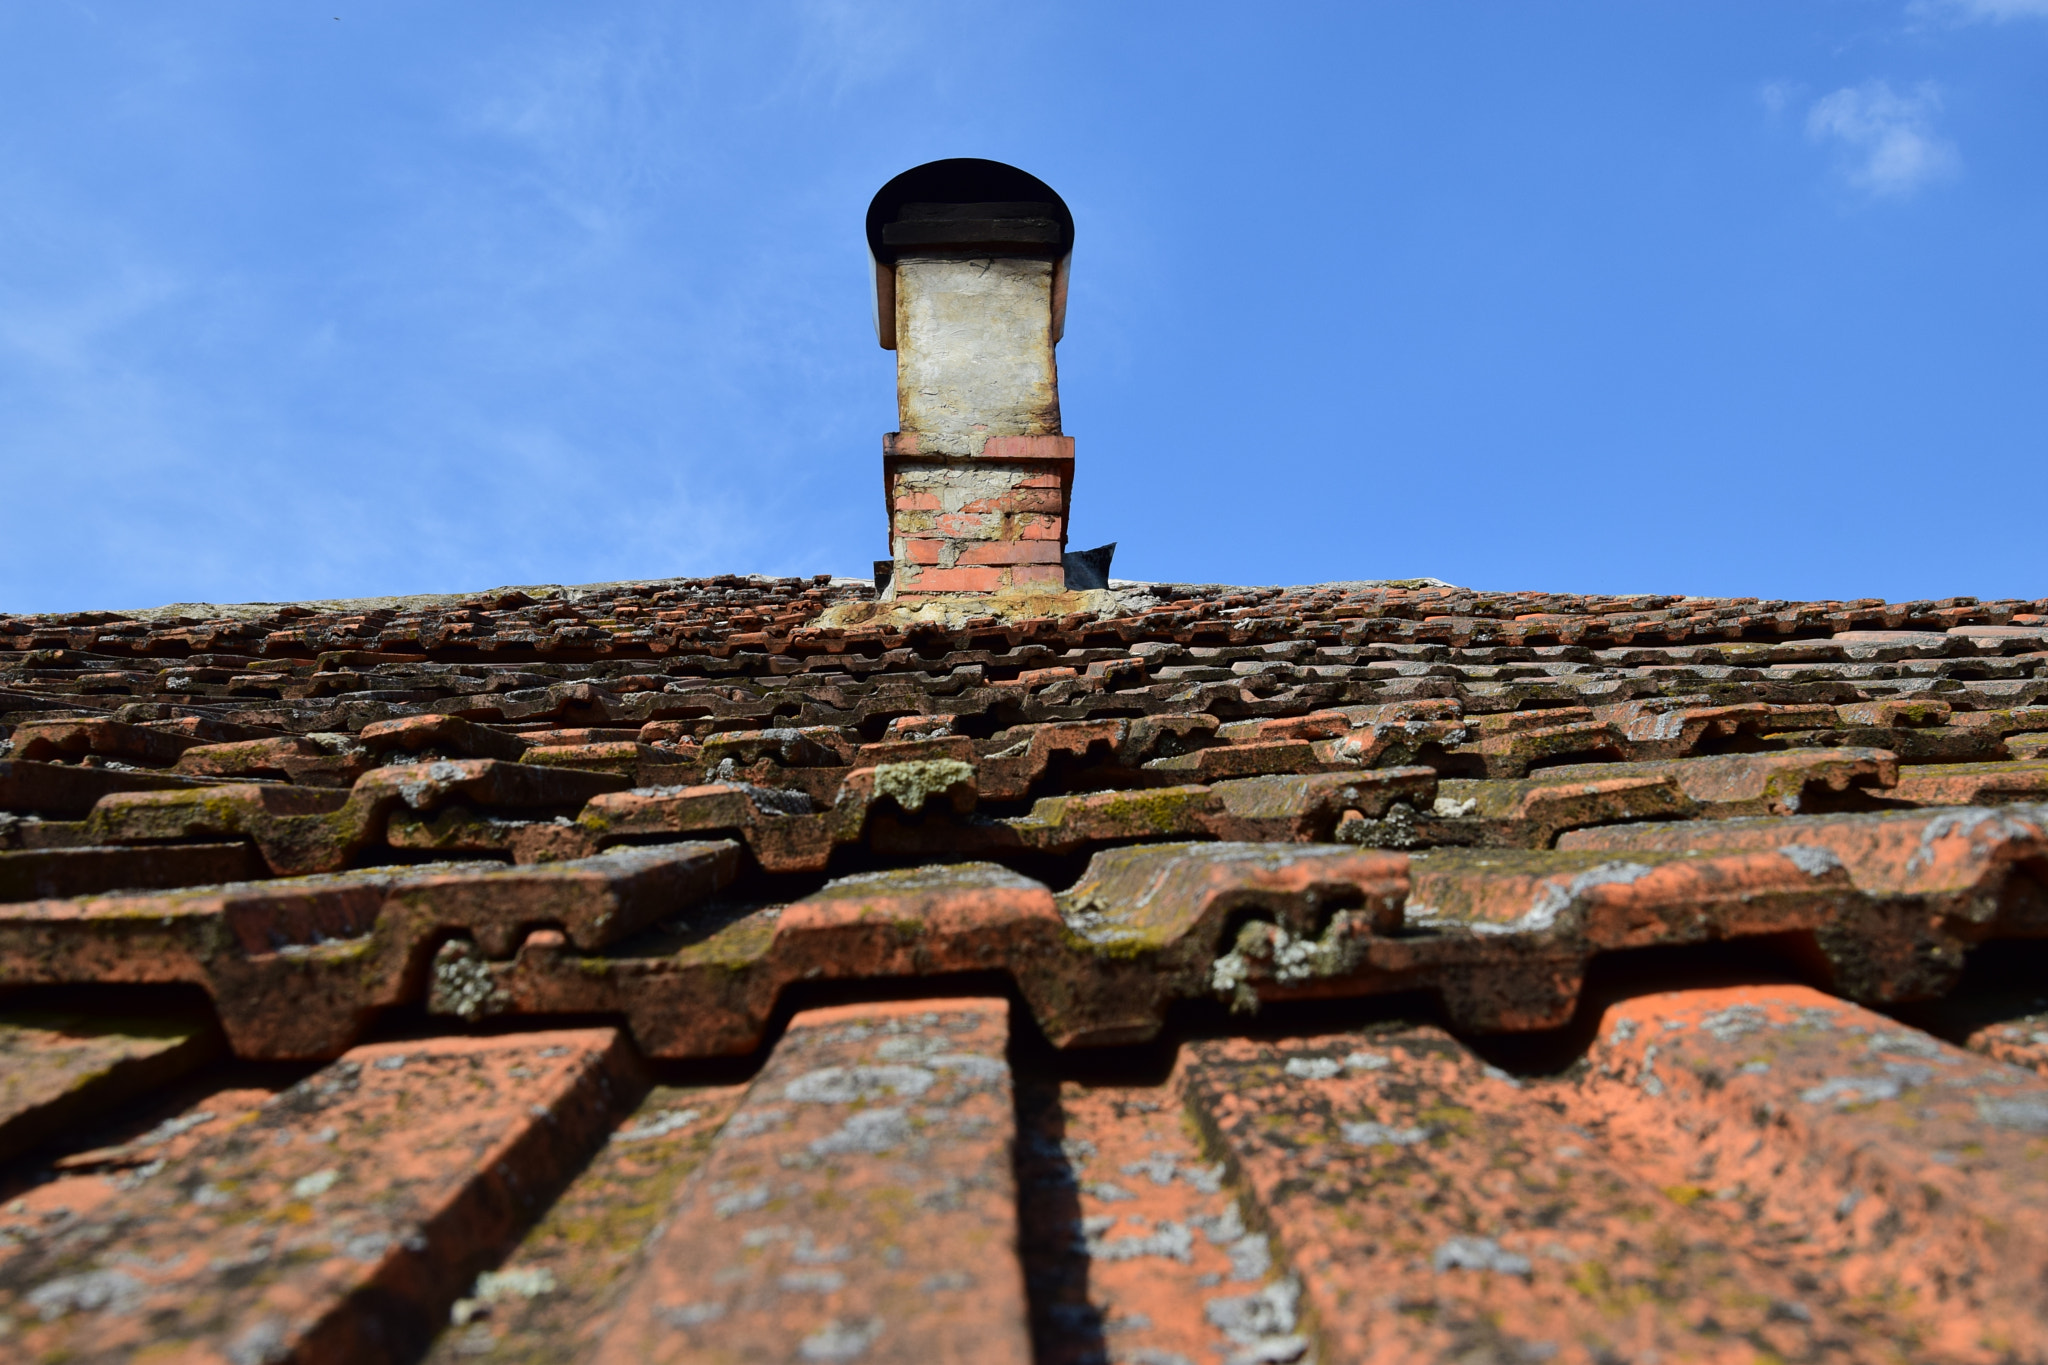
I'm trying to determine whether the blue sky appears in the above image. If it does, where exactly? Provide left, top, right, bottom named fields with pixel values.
left=2, top=1, right=2043, bottom=612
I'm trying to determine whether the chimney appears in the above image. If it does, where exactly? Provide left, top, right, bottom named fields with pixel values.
left=868, top=159, right=1076, bottom=598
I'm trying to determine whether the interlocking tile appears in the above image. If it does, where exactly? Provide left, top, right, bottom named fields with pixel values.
left=432, top=845, right=1409, bottom=1058
left=0, top=1028, right=639, bottom=1363
left=1537, top=745, right=1899, bottom=816
left=1184, top=1028, right=1845, bottom=1360
left=0, top=842, right=260, bottom=901
left=9, top=575, right=2048, bottom=1358
left=1404, top=772, right=1693, bottom=848
left=75, top=759, right=630, bottom=876
left=0, top=760, right=210, bottom=818
left=1017, top=1069, right=1298, bottom=1365
left=358, top=713, right=533, bottom=762
left=586, top=998, right=1030, bottom=1365
left=423, top=1083, right=747, bottom=1363
left=0, top=1011, right=219, bottom=1164
left=1892, top=759, right=2048, bottom=806
left=0, top=842, right=737, bottom=1056
left=1579, top=984, right=2048, bottom=1355
left=9, top=719, right=203, bottom=767
left=1174, top=987, right=2048, bottom=1362
left=1403, top=807, right=2048, bottom=1020
left=1555, top=803, right=2048, bottom=931
left=170, top=735, right=370, bottom=787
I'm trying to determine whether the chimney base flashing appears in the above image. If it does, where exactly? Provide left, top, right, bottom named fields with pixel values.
left=815, top=585, right=1130, bottom=631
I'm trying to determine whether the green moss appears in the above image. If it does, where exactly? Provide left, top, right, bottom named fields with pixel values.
left=1084, top=786, right=1212, bottom=834
left=674, top=915, right=776, bottom=967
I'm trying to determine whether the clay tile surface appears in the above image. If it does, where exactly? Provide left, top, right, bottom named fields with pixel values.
left=7, top=572, right=2048, bottom=1360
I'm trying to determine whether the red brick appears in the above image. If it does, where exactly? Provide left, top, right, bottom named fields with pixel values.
left=979, top=434, right=1074, bottom=460
left=900, top=565, right=1003, bottom=593
left=958, top=488, right=1064, bottom=515
left=956, top=539, right=1063, bottom=566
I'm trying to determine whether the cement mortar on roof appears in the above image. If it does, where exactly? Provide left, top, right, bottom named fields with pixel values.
left=818, top=586, right=1139, bottom=630
left=896, top=257, right=1059, bottom=454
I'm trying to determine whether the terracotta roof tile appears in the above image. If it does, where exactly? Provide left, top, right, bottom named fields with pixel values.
left=7, top=575, right=2048, bottom=1355
left=0, top=1028, right=638, bottom=1361
left=587, top=998, right=1028, bottom=1364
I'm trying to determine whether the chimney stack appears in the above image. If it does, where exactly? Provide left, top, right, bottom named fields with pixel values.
left=868, top=160, right=1076, bottom=598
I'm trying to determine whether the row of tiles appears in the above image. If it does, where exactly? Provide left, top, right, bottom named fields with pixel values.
left=10, top=630, right=2048, bottom=703
left=8, top=579, right=2044, bottom=659
left=3, top=801, right=2044, bottom=1060
left=6, top=735, right=2046, bottom=910
left=10, top=625, right=2048, bottom=693
left=12, top=672, right=2048, bottom=791
left=9, top=633, right=2048, bottom=777
left=15, top=693, right=2048, bottom=775
left=8, top=981, right=2048, bottom=1363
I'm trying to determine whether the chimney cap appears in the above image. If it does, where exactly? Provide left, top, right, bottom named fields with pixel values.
left=866, top=159, right=1074, bottom=264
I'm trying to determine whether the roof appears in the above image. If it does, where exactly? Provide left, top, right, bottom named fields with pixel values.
left=4, top=574, right=2048, bottom=1361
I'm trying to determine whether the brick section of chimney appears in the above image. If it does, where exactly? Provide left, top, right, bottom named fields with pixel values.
left=883, top=431, right=1073, bottom=596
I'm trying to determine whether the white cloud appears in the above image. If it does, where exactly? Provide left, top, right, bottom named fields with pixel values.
left=1805, top=81, right=1959, bottom=198
left=1910, top=0, right=2048, bottom=22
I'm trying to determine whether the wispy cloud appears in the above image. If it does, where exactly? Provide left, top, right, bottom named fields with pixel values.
left=1908, top=0, right=2048, bottom=23
left=1758, top=81, right=1801, bottom=117
left=1805, top=81, right=1959, bottom=198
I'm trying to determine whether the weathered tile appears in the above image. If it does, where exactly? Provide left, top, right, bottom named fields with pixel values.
left=0, top=843, right=737, bottom=1057
left=1578, top=984, right=2048, bottom=1357
left=587, top=998, right=1029, bottom=1365
left=423, top=1083, right=747, bottom=1363
left=0, top=1011, right=220, bottom=1165
left=0, top=842, right=260, bottom=902
left=1182, top=1025, right=1900, bottom=1362
left=0, top=1028, right=640, bottom=1363
left=1017, top=1071, right=1298, bottom=1365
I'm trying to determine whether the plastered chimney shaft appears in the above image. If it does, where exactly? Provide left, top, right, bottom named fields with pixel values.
left=895, top=256, right=1060, bottom=454
left=869, top=161, right=1075, bottom=598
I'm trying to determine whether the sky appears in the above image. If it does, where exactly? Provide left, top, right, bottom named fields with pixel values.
left=1, top=1, right=2043, bottom=613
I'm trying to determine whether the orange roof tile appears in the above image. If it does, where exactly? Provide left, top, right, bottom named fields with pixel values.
left=5, top=575, right=2048, bottom=1358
